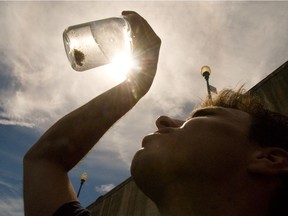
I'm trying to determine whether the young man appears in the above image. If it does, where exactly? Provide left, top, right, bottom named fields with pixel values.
left=24, top=11, right=288, bottom=216
left=131, top=89, right=288, bottom=216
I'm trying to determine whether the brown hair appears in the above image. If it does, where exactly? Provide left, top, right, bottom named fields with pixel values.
left=201, top=88, right=288, bottom=150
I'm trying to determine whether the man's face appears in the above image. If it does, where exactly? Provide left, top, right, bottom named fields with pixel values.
left=131, top=107, right=258, bottom=199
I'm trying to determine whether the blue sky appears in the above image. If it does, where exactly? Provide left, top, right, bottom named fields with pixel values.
left=1, top=1, right=288, bottom=215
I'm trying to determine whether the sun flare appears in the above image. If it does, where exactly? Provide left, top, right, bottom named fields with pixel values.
left=107, top=51, right=137, bottom=82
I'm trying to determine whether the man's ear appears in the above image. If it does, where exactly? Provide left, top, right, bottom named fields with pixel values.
left=248, top=148, right=288, bottom=175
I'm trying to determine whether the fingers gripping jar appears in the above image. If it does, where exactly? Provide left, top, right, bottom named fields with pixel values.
left=63, top=17, right=133, bottom=71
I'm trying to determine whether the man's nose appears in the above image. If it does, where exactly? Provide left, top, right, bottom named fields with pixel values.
left=155, top=116, right=184, bottom=129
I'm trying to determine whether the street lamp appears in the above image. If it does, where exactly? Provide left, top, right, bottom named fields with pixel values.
left=201, top=66, right=212, bottom=104
left=77, top=172, right=88, bottom=198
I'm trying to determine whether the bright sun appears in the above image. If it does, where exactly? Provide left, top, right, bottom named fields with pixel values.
left=106, top=51, right=137, bottom=82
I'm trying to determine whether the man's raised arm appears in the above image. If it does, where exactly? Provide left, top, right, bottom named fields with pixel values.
left=23, top=11, right=161, bottom=216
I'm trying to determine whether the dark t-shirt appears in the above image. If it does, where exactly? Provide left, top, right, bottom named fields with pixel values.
left=53, top=201, right=91, bottom=216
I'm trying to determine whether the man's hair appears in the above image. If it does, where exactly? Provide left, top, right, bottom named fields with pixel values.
left=201, top=88, right=288, bottom=215
left=201, top=88, right=288, bottom=150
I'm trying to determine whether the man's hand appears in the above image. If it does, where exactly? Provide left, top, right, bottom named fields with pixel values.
left=122, top=11, right=161, bottom=98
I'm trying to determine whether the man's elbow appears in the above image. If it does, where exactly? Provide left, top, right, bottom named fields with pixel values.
left=23, top=139, right=57, bottom=167
left=23, top=138, right=79, bottom=172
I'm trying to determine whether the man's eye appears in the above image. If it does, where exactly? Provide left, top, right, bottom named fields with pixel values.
left=193, top=111, right=207, bottom=118
left=190, top=109, right=215, bottom=118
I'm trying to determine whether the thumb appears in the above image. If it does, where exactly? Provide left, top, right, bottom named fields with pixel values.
left=121, top=11, right=138, bottom=16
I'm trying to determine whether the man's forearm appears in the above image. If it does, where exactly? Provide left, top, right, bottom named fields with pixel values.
left=24, top=80, right=140, bottom=171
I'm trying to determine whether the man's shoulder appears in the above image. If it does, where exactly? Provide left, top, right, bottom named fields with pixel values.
left=53, top=201, right=91, bottom=216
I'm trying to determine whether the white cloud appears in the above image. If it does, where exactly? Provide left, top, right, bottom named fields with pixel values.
left=0, top=180, right=15, bottom=190
left=0, top=118, right=35, bottom=128
left=94, top=184, right=115, bottom=194
left=0, top=197, right=23, bottom=216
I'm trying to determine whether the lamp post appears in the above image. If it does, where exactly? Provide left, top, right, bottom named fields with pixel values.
left=77, top=172, right=88, bottom=198
left=201, top=66, right=212, bottom=104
